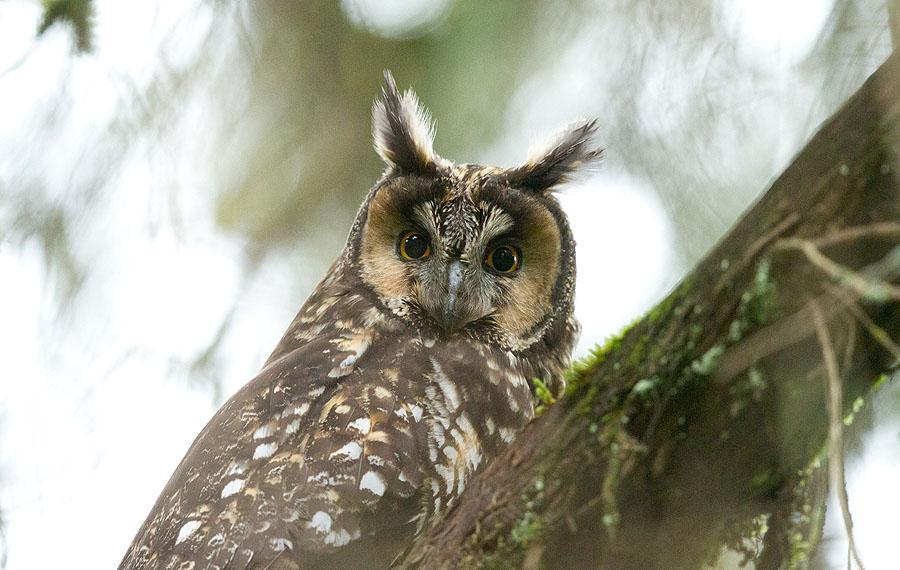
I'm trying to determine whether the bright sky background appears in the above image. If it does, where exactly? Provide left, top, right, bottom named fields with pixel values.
left=0, top=1, right=897, bottom=568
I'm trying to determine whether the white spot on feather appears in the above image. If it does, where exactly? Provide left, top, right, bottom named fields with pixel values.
left=410, top=404, right=423, bottom=423
left=324, top=528, right=353, bottom=547
left=435, top=464, right=455, bottom=494
left=253, top=442, right=278, bottom=459
left=270, top=537, right=293, bottom=551
left=330, top=441, right=363, bottom=460
left=499, top=427, right=517, bottom=443
left=349, top=417, right=371, bottom=434
left=226, top=460, right=247, bottom=476
left=362, top=307, right=384, bottom=327
left=467, top=448, right=483, bottom=470
left=283, top=402, right=310, bottom=418
left=285, top=419, right=301, bottom=435
left=253, top=422, right=276, bottom=440
left=221, top=478, right=244, bottom=498
left=329, top=332, right=372, bottom=377
left=308, top=511, right=332, bottom=533
left=359, top=471, right=386, bottom=496
left=431, top=359, right=460, bottom=410
left=175, top=520, right=202, bottom=545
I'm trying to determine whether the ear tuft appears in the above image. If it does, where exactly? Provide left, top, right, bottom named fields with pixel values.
left=505, top=119, right=603, bottom=192
left=372, top=70, right=442, bottom=175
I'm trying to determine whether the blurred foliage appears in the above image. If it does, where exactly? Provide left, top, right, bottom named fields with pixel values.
left=38, top=0, right=93, bottom=52
left=196, top=0, right=891, bottom=266
left=212, top=1, right=556, bottom=252
left=0, top=0, right=890, bottom=398
left=10, top=0, right=892, bottom=301
left=0, top=186, right=84, bottom=301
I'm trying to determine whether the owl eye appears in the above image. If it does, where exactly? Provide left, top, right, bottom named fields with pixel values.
left=398, top=231, right=431, bottom=260
left=484, top=245, right=521, bottom=274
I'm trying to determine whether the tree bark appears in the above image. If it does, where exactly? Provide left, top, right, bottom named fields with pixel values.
left=401, top=52, right=900, bottom=569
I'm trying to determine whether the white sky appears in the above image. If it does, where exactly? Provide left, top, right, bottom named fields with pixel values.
left=0, top=0, right=897, bottom=568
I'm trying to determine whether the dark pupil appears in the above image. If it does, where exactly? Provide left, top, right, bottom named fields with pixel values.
left=492, top=247, right=516, bottom=272
left=403, top=234, right=428, bottom=258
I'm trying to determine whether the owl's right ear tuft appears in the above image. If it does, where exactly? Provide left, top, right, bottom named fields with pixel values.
left=372, top=71, right=442, bottom=175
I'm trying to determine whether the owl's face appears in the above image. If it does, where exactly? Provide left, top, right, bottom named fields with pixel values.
left=347, top=73, right=601, bottom=351
left=357, top=172, right=565, bottom=345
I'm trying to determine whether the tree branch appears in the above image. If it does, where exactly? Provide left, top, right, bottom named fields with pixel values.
left=401, top=51, right=900, bottom=569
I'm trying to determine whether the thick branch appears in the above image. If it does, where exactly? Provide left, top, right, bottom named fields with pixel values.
left=402, top=52, right=900, bottom=569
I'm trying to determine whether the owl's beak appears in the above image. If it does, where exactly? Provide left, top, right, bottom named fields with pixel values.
left=439, top=259, right=465, bottom=331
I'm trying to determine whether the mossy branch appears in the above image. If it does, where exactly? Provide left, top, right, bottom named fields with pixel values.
left=400, top=52, right=900, bottom=569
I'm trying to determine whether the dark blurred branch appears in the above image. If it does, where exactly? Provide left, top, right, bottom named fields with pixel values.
left=891, top=0, right=900, bottom=49
left=401, top=51, right=900, bottom=569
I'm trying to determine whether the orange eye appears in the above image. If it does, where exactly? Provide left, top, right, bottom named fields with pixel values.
left=398, top=231, right=431, bottom=260
left=485, top=245, right=521, bottom=274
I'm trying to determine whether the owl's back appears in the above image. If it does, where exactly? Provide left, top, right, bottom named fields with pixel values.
left=120, top=274, right=535, bottom=569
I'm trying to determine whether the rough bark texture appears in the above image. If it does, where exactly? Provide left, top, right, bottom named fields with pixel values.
left=400, top=53, right=900, bottom=569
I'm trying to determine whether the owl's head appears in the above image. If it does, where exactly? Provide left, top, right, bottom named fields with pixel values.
left=346, top=72, right=601, bottom=352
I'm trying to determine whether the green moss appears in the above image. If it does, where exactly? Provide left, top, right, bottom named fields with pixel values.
left=510, top=511, right=541, bottom=546
left=632, top=376, right=660, bottom=397
left=564, top=321, right=635, bottom=397
left=691, top=344, right=725, bottom=376
left=729, top=368, right=767, bottom=413
left=729, top=259, right=777, bottom=342
left=842, top=396, right=866, bottom=426
left=531, top=378, right=557, bottom=416
left=647, top=277, right=694, bottom=324
left=750, top=468, right=779, bottom=493
left=563, top=277, right=696, bottom=413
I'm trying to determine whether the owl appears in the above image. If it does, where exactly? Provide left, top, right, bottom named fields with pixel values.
left=120, top=72, right=600, bottom=570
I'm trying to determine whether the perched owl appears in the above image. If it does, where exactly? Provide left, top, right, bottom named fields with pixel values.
left=120, top=72, right=600, bottom=570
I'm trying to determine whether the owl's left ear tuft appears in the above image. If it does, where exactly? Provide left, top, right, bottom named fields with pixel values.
left=504, top=119, right=603, bottom=192
left=372, top=70, right=442, bottom=175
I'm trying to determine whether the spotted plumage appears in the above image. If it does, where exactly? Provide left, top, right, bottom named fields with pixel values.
left=120, top=71, right=600, bottom=569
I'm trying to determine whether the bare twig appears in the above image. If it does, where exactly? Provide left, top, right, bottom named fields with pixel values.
left=811, top=222, right=900, bottom=248
left=824, top=282, right=900, bottom=363
left=778, top=238, right=900, bottom=301
left=810, top=300, right=865, bottom=570
left=841, top=311, right=858, bottom=375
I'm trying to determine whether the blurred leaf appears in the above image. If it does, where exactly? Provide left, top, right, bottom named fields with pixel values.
left=38, top=0, right=94, bottom=52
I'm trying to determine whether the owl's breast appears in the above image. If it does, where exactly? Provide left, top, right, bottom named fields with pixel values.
left=306, top=314, right=537, bottom=524
left=366, top=333, right=536, bottom=520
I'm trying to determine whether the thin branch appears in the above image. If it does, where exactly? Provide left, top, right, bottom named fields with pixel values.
left=778, top=238, right=900, bottom=301
left=811, top=222, right=900, bottom=248
left=713, top=213, right=800, bottom=296
left=824, top=282, right=900, bottom=363
left=841, top=311, right=858, bottom=375
left=810, top=299, right=865, bottom=570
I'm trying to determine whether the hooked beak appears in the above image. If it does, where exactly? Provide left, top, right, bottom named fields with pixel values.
left=439, top=260, right=465, bottom=331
